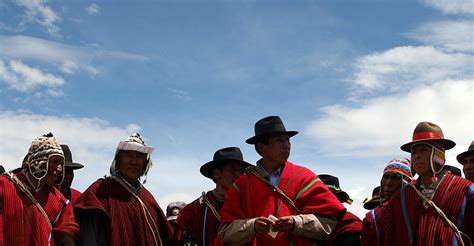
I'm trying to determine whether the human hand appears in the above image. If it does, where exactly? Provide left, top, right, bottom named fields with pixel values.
left=254, top=217, right=274, bottom=235
left=272, top=216, right=295, bottom=232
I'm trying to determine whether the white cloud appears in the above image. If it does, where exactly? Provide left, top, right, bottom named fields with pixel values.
left=421, top=0, right=474, bottom=15
left=352, top=46, right=473, bottom=92
left=14, top=0, right=61, bottom=36
left=0, top=111, right=212, bottom=210
left=86, top=3, right=100, bottom=15
left=0, top=111, right=139, bottom=190
left=0, top=35, right=148, bottom=93
left=307, top=79, right=473, bottom=162
left=406, top=20, right=474, bottom=52
left=0, top=35, right=148, bottom=72
left=0, top=58, right=64, bottom=93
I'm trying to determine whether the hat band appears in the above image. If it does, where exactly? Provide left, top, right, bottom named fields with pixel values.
left=413, top=132, right=443, bottom=141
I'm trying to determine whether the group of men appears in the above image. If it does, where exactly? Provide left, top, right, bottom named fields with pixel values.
left=0, top=116, right=473, bottom=245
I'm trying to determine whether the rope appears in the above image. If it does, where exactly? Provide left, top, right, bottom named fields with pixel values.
left=111, top=176, right=162, bottom=246
left=407, top=181, right=472, bottom=246
left=247, top=167, right=301, bottom=214
left=199, top=192, right=220, bottom=221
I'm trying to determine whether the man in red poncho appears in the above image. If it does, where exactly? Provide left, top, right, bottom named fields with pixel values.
left=75, top=133, right=174, bottom=245
left=0, top=133, right=79, bottom=245
left=177, top=147, right=252, bottom=245
left=59, top=144, right=84, bottom=206
left=219, top=116, right=346, bottom=245
left=376, top=122, right=474, bottom=245
left=319, top=174, right=362, bottom=246
left=361, top=158, right=413, bottom=246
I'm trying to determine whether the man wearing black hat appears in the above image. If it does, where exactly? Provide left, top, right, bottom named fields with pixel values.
left=176, top=147, right=251, bottom=246
left=60, top=144, right=84, bottom=205
left=319, top=174, right=362, bottom=246
left=219, top=116, right=346, bottom=245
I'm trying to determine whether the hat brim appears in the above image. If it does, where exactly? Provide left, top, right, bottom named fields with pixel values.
left=363, top=198, right=384, bottom=210
left=335, top=191, right=350, bottom=204
left=400, top=138, right=456, bottom=152
left=65, top=161, right=84, bottom=170
left=167, top=215, right=178, bottom=221
left=457, top=149, right=474, bottom=165
left=200, top=159, right=252, bottom=179
left=245, top=131, right=298, bottom=144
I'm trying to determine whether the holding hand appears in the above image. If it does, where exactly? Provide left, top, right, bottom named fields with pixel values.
left=254, top=217, right=274, bottom=235
left=272, top=216, right=295, bottom=233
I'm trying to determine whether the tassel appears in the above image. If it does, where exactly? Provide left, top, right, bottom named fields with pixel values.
left=431, top=176, right=438, bottom=183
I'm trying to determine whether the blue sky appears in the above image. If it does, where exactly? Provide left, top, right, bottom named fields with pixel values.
left=1, top=0, right=473, bottom=218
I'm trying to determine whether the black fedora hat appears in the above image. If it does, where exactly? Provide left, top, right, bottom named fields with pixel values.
left=245, top=116, right=298, bottom=144
left=200, top=147, right=252, bottom=180
left=363, top=186, right=385, bottom=210
left=319, top=174, right=351, bottom=204
left=61, top=145, right=84, bottom=170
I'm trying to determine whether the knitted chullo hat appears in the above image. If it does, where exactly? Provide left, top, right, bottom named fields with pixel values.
left=27, top=132, right=65, bottom=185
left=110, top=133, right=154, bottom=179
left=383, top=158, right=413, bottom=182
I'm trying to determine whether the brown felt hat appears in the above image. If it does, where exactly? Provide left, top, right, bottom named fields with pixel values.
left=457, top=141, right=474, bottom=165
left=400, top=121, right=455, bottom=152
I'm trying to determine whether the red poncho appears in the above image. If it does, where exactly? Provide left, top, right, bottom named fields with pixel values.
left=220, top=161, right=346, bottom=245
left=176, top=191, right=223, bottom=245
left=376, top=174, right=474, bottom=245
left=328, top=211, right=362, bottom=245
left=361, top=205, right=383, bottom=246
left=75, top=177, right=174, bottom=245
left=0, top=172, right=79, bottom=245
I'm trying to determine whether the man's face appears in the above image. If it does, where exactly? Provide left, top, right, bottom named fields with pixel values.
left=214, top=161, right=245, bottom=191
left=411, top=143, right=437, bottom=177
left=259, top=133, right=291, bottom=165
left=61, top=167, right=74, bottom=192
left=462, top=153, right=474, bottom=182
left=117, top=150, right=147, bottom=183
left=43, top=155, right=64, bottom=185
left=380, top=172, right=403, bottom=201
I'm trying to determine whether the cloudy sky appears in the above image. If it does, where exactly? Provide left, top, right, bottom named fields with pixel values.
left=1, top=0, right=473, bottom=218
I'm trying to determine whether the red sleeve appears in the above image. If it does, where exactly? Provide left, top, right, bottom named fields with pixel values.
left=295, top=170, right=346, bottom=218
left=361, top=211, right=376, bottom=246
left=220, top=175, right=247, bottom=224
left=53, top=199, right=80, bottom=242
left=176, top=200, right=199, bottom=234
left=463, top=183, right=474, bottom=241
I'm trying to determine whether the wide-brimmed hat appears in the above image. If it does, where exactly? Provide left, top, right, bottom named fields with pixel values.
left=457, top=141, right=474, bottom=165
left=319, top=174, right=351, bottom=204
left=442, top=165, right=462, bottom=176
left=200, top=147, right=252, bottom=180
left=363, top=186, right=384, bottom=210
left=61, top=145, right=84, bottom=170
left=246, top=116, right=298, bottom=144
left=400, top=121, right=455, bottom=152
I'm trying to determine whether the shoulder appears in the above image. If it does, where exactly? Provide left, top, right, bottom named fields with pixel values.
left=285, top=161, right=316, bottom=177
